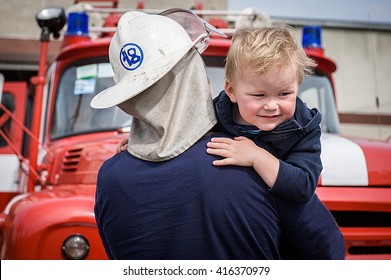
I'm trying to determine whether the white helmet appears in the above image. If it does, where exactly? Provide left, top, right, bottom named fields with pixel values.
left=91, top=11, right=210, bottom=109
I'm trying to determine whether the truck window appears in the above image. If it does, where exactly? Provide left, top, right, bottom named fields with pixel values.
left=207, top=66, right=225, bottom=98
left=0, top=93, right=15, bottom=147
left=299, top=75, right=340, bottom=134
left=51, top=60, right=130, bottom=139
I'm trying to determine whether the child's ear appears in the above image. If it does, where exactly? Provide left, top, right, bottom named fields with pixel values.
left=224, top=79, right=237, bottom=103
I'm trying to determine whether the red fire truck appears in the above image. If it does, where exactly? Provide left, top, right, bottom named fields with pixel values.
left=0, top=2, right=390, bottom=260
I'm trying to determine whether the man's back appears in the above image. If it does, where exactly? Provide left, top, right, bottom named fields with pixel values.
left=95, top=132, right=345, bottom=259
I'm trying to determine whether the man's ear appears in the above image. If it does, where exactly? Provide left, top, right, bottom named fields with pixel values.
left=224, top=79, right=237, bottom=103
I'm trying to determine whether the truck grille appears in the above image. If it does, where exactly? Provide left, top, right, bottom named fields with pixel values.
left=62, top=147, right=83, bottom=172
left=349, top=246, right=391, bottom=255
left=332, top=211, right=391, bottom=227
left=332, top=211, right=391, bottom=256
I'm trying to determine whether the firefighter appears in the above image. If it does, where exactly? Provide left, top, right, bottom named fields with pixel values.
left=91, top=10, right=345, bottom=259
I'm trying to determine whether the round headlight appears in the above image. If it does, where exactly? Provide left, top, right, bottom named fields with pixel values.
left=62, top=234, right=90, bottom=260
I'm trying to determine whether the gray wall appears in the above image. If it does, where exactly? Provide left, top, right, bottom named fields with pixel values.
left=308, top=27, right=391, bottom=140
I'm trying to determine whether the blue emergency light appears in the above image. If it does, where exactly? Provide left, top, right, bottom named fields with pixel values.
left=302, top=26, right=322, bottom=48
left=66, top=12, right=89, bottom=36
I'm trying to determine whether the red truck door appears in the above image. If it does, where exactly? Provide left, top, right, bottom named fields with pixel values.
left=0, top=81, right=27, bottom=211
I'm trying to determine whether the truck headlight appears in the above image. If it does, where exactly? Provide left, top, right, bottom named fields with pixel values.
left=62, top=234, right=90, bottom=260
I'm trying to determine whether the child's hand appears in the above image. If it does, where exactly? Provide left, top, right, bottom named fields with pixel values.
left=206, top=136, right=258, bottom=167
left=116, top=138, right=129, bottom=153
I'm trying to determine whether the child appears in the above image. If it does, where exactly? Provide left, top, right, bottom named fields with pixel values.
left=206, top=24, right=321, bottom=203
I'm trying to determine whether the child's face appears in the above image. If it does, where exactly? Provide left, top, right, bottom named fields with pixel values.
left=225, top=64, right=298, bottom=131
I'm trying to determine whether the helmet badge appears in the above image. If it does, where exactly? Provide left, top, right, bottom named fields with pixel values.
left=120, top=43, right=144, bottom=71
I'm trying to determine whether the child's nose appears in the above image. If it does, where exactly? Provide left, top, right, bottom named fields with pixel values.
left=264, top=98, right=278, bottom=110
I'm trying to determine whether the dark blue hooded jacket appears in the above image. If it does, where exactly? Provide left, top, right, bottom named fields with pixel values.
left=213, top=91, right=323, bottom=203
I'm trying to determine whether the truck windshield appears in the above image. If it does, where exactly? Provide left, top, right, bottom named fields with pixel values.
left=52, top=58, right=340, bottom=139
left=51, top=60, right=130, bottom=139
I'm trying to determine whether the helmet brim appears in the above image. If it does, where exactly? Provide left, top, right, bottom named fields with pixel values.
left=91, top=39, right=197, bottom=109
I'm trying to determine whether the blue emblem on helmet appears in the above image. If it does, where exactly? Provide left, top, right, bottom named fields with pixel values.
left=120, top=43, right=144, bottom=71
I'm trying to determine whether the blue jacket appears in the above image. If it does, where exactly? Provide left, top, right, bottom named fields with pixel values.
left=95, top=133, right=345, bottom=260
left=213, top=91, right=323, bottom=203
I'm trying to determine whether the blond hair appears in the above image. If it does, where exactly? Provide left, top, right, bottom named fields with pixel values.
left=225, top=24, right=316, bottom=84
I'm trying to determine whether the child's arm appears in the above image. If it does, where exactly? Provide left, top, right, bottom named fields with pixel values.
left=206, top=136, right=280, bottom=189
left=271, top=128, right=322, bottom=203
left=207, top=129, right=322, bottom=204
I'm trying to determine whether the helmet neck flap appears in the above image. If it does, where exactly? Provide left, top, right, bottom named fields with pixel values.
left=118, top=48, right=217, bottom=161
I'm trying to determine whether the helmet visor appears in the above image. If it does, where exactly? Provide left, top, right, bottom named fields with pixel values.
left=159, top=8, right=227, bottom=53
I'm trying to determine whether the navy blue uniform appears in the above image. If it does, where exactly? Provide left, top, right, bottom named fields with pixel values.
left=95, top=133, right=345, bottom=260
left=214, top=91, right=323, bottom=203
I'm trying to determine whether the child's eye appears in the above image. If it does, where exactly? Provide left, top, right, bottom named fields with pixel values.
left=279, top=92, right=291, bottom=97
left=248, top=93, right=264, bottom=97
